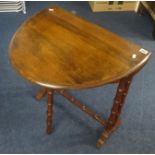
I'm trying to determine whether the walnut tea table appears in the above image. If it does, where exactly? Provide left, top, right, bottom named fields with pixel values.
left=9, top=6, right=151, bottom=148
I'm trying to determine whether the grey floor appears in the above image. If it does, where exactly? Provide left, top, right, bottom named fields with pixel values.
left=0, top=1, right=155, bottom=154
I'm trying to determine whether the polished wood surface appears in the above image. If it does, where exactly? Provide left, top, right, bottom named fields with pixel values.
left=9, top=6, right=151, bottom=89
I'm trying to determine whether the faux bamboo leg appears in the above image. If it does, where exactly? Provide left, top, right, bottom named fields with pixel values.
left=57, top=89, right=107, bottom=126
left=46, top=89, right=54, bottom=134
left=96, top=76, right=132, bottom=148
left=36, top=87, right=47, bottom=100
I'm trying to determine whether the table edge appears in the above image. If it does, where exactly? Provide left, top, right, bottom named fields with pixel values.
left=8, top=6, right=152, bottom=90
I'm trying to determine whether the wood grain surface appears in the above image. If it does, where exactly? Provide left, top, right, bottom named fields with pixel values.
left=9, top=6, right=151, bottom=89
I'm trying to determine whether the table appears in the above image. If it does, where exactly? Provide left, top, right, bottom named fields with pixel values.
left=9, top=6, right=151, bottom=148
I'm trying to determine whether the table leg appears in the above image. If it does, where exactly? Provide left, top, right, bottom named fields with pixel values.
left=96, top=76, right=132, bottom=148
left=46, top=89, right=54, bottom=134
left=36, top=87, right=47, bottom=100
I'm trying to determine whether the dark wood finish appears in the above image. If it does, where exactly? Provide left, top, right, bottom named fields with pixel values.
left=96, top=76, right=132, bottom=148
left=9, top=6, right=151, bottom=89
left=47, top=89, right=54, bottom=134
left=57, top=89, right=107, bottom=126
left=9, top=6, right=151, bottom=148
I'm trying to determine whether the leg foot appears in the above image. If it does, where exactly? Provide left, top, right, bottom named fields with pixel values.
left=96, top=136, right=106, bottom=148
left=96, top=120, right=121, bottom=148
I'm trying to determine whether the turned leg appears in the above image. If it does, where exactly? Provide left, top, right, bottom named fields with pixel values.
left=36, top=87, right=47, bottom=100
left=96, top=76, right=133, bottom=148
left=46, top=89, right=54, bottom=134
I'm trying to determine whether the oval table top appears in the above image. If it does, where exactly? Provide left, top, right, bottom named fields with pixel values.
left=9, top=6, right=151, bottom=89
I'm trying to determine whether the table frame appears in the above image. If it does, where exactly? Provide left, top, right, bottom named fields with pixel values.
left=36, top=75, right=132, bottom=148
